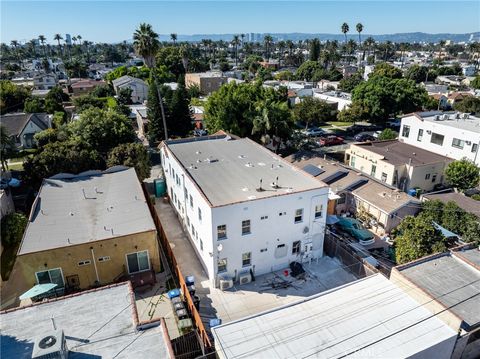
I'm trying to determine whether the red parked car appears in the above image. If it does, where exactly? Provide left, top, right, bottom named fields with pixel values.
left=318, top=135, right=344, bottom=146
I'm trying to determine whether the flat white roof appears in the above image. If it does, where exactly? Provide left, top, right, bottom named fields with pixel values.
left=165, top=136, right=326, bottom=207
left=18, top=167, right=155, bottom=255
left=212, top=274, right=457, bottom=359
left=407, top=111, right=480, bottom=134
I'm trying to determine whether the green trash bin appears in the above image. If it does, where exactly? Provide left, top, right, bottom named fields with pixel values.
left=154, top=178, right=166, bottom=198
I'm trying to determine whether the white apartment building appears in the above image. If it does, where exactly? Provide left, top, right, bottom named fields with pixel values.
left=399, top=111, right=480, bottom=165
left=313, top=90, right=352, bottom=111
left=160, top=135, right=329, bottom=288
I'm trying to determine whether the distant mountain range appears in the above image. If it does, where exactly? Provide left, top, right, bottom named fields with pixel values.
left=155, top=32, right=479, bottom=43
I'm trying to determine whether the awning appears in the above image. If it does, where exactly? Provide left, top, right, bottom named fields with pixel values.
left=432, top=221, right=460, bottom=239
left=19, top=283, right=57, bottom=300
left=326, top=215, right=340, bottom=225
left=328, top=190, right=341, bottom=200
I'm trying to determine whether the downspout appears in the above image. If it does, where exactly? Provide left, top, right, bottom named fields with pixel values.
left=90, top=247, right=100, bottom=284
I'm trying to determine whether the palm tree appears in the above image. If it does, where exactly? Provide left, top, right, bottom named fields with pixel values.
left=170, top=33, right=177, bottom=45
left=38, top=35, right=47, bottom=57
left=356, top=23, right=363, bottom=46
left=341, top=22, right=349, bottom=44
left=77, top=35, right=82, bottom=44
left=241, top=33, right=245, bottom=46
left=231, top=35, right=240, bottom=66
left=180, top=44, right=189, bottom=72
left=264, top=35, right=273, bottom=61
left=277, top=40, right=285, bottom=67
left=10, top=40, right=20, bottom=64
left=133, top=23, right=168, bottom=140
left=54, top=33, right=63, bottom=57
left=286, top=40, right=294, bottom=56
left=72, top=36, right=77, bottom=46
left=438, top=40, right=446, bottom=62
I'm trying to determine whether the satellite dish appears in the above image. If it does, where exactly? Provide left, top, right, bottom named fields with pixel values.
left=217, top=243, right=223, bottom=252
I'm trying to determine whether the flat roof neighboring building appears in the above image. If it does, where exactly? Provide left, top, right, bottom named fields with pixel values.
left=212, top=273, right=457, bottom=359
left=0, top=282, right=174, bottom=358
left=422, top=189, right=480, bottom=219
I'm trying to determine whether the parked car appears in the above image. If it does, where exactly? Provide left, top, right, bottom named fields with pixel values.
left=347, top=124, right=382, bottom=134
left=354, top=132, right=376, bottom=142
left=193, top=128, right=208, bottom=137
left=336, top=217, right=375, bottom=245
left=386, top=119, right=401, bottom=128
left=302, top=127, right=325, bottom=137
left=318, top=135, right=344, bottom=146
left=372, top=130, right=382, bottom=138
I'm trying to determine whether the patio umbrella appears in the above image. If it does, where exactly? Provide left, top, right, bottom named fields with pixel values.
left=326, top=215, right=340, bottom=225
left=19, top=283, right=57, bottom=300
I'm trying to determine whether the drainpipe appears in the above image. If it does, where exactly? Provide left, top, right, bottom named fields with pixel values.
left=90, top=247, right=100, bottom=284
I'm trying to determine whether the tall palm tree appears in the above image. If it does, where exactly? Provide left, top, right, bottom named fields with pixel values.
left=28, top=39, right=37, bottom=57
left=356, top=23, right=363, bottom=46
left=341, top=22, right=349, bottom=44
left=10, top=40, right=20, bottom=64
left=264, top=35, right=273, bottom=61
left=72, top=36, right=77, bottom=46
left=170, top=33, right=177, bottom=45
left=54, top=33, right=63, bottom=57
left=231, top=35, right=240, bottom=66
left=277, top=40, right=285, bottom=67
left=38, top=35, right=47, bottom=57
left=133, top=23, right=168, bottom=140
left=180, top=44, right=189, bottom=72
left=241, top=33, right=245, bottom=46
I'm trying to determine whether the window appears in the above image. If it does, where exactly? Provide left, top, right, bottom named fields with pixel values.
left=126, top=250, right=150, bottom=274
left=200, top=239, right=203, bottom=251
left=185, top=188, right=188, bottom=199
left=432, top=174, right=437, bottom=182
left=242, top=252, right=252, bottom=266
left=242, top=220, right=251, bottom=235
left=170, top=188, right=173, bottom=199
left=217, top=224, right=227, bottom=239
left=189, top=195, right=193, bottom=208
left=35, top=268, right=64, bottom=287
left=425, top=173, right=431, bottom=180
left=187, top=216, right=190, bottom=227
left=98, top=256, right=111, bottom=262
left=350, top=155, right=356, bottom=168
left=381, top=172, right=388, bottom=183
left=472, top=143, right=479, bottom=153
left=78, top=260, right=91, bottom=266
left=417, top=129, right=423, bottom=142
left=198, top=208, right=202, bottom=222
left=292, top=241, right=301, bottom=255
left=452, top=138, right=465, bottom=149
left=294, top=209, right=303, bottom=223
left=217, top=258, right=227, bottom=273
left=370, top=165, right=376, bottom=177
left=430, top=133, right=444, bottom=146
left=402, top=125, right=410, bottom=138
left=277, top=244, right=285, bottom=248
left=191, top=226, right=196, bottom=238
left=315, top=205, right=323, bottom=219
left=172, top=168, right=175, bottom=179
left=260, top=215, right=269, bottom=220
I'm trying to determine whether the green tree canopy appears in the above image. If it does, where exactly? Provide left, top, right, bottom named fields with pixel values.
left=1, top=212, right=27, bottom=247
left=454, top=96, right=480, bottom=115
left=470, top=76, right=480, bottom=90
left=293, top=97, right=336, bottom=127
left=404, top=65, right=430, bottom=83
left=295, top=61, right=321, bottom=82
left=34, top=128, right=58, bottom=148
left=445, top=159, right=480, bottom=192
left=338, top=73, right=364, bottom=92
left=377, top=128, right=398, bottom=140
left=0, top=80, right=29, bottom=114
left=370, top=62, right=403, bottom=79
left=24, top=97, right=45, bottom=113
left=45, top=86, right=69, bottom=114
left=107, top=143, right=151, bottom=180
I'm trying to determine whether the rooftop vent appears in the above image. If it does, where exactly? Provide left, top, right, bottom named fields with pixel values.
left=195, top=151, right=201, bottom=155
left=434, top=115, right=441, bottom=121
left=270, top=176, right=280, bottom=189
left=32, top=329, right=68, bottom=359
left=256, top=179, right=265, bottom=192
left=245, top=162, right=254, bottom=168
left=443, top=114, right=449, bottom=120
left=238, top=155, right=246, bottom=159
left=206, top=157, right=218, bottom=163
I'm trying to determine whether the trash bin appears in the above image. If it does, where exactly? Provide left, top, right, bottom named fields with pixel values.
left=192, top=295, right=200, bottom=311
left=209, top=318, right=222, bottom=328
left=167, top=288, right=180, bottom=299
left=173, top=302, right=185, bottom=311
left=176, top=308, right=188, bottom=320
left=185, top=275, right=195, bottom=286
left=187, top=284, right=196, bottom=296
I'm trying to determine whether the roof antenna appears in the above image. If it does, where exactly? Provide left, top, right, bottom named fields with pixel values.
left=256, top=179, right=265, bottom=192
left=51, top=317, right=57, bottom=330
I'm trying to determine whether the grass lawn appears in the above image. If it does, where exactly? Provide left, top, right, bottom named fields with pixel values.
left=1, top=242, right=21, bottom=281
left=326, top=121, right=354, bottom=127
left=7, top=163, right=24, bottom=171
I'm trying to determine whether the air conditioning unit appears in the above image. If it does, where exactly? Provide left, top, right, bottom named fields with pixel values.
left=466, top=141, right=472, bottom=146
left=219, top=279, right=233, bottom=291
left=32, top=329, right=68, bottom=359
left=239, top=273, right=252, bottom=285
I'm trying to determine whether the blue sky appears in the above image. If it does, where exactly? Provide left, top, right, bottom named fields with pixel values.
left=1, top=1, right=479, bottom=44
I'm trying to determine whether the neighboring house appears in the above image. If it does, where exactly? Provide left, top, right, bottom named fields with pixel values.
left=390, top=245, right=480, bottom=359
left=0, top=282, right=174, bottom=358
left=447, top=92, right=473, bottom=107
left=33, top=73, right=57, bottom=90
left=130, top=104, right=148, bottom=141
left=191, top=105, right=204, bottom=129
left=69, top=78, right=106, bottom=96
left=1, top=113, right=51, bottom=149
left=112, top=75, right=148, bottom=103
left=462, top=65, right=477, bottom=77
left=363, top=64, right=375, bottom=80
left=436, top=75, right=465, bottom=87
left=13, top=167, right=160, bottom=299
left=399, top=111, right=480, bottom=165
left=313, top=90, right=352, bottom=111
left=345, top=140, right=452, bottom=192
left=11, top=74, right=34, bottom=87
left=424, top=83, right=449, bottom=95
left=341, top=64, right=358, bottom=78
left=421, top=189, right=480, bottom=220
left=185, top=72, right=228, bottom=95
left=160, top=134, right=329, bottom=287
left=287, top=154, right=421, bottom=235
left=213, top=273, right=458, bottom=359
left=430, top=93, right=449, bottom=110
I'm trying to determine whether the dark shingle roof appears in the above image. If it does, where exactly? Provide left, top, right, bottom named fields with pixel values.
left=1, top=113, right=49, bottom=136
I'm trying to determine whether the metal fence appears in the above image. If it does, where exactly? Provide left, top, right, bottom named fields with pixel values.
left=142, top=185, right=213, bottom=350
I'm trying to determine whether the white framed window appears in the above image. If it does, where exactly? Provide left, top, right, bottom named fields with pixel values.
left=452, top=138, right=465, bottom=149
left=431, top=133, right=444, bottom=146
left=350, top=155, right=356, bottom=168
left=187, top=216, right=190, bottom=227
left=242, top=220, right=251, bottom=235
left=402, top=125, right=410, bottom=138
left=381, top=172, right=388, bottom=182
left=292, top=241, right=301, bottom=255
left=472, top=143, right=478, bottom=153
left=200, top=239, right=203, bottom=251
left=98, top=256, right=111, bottom=262
left=371, top=165, right=376, bottom=177
left=314, top=205, right=323, bottom=219
left=198, top=208, right=202, bottom=222
left=425, top=173, right=431, bottom=180
left=417, top=129, right=423, bottom=142
left=78, top=260, right=91, bottom=266
left=242, top=252, right=252, bottom=267
left=217, top=258, right=227, bottom=273
left=35, top=268, right=64, bottom=288
left=126, top=250, right=150, bottom=274
left=217, top=224, right=227, bottom=240
left=190, top=195, right=193, bottom=208
left=294, top=209, right=303, bottom=223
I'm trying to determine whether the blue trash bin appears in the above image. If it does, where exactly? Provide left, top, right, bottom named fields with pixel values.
left=209, top=318, right=222, bottom=328
left=167, top=288, right=181, bottom=299
left=185, top=276, right=195, bottom=285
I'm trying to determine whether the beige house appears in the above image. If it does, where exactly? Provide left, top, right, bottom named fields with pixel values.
left=345, top=140, right=452, bottom=193
left=10, top=167, right=160, bottom=305
left=287, top=154, right=421, bottom=235
left=185, top=72, right=228, bottom=94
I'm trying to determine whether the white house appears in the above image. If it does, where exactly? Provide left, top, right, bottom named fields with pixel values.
left=0, top=113, right=51, bottom=148
left=160, top=134, right=329, bottom=287
left=313, top=90, right=352, bottom=111
left=399, top=111, right=480, bottom=165
left=462, top=65, right=477, bottom=77
left=33, top=73, right=57, bottom=90
left=112, top=75, right=148, bottom=104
